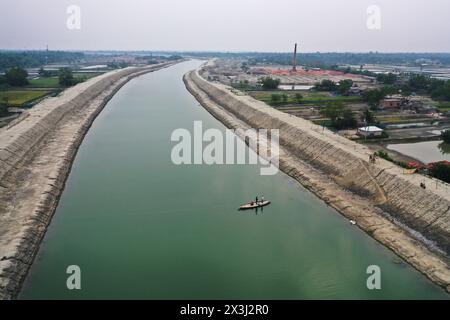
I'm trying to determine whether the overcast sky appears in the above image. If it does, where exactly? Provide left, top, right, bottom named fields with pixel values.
left=1, top=0, right=449, bottom=52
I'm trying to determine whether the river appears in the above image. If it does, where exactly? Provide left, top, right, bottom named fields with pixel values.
left=20, top=60, right=447, bottom=299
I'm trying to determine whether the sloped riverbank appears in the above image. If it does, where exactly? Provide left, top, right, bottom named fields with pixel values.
left=183, top=67, right=450, bottom=294
left=0, top=61, right=178, bottom=299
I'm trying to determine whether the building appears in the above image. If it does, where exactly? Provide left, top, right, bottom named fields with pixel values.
left=380, top=98, right=403, bottom=109
left=357, top=126, right=384, bottom=137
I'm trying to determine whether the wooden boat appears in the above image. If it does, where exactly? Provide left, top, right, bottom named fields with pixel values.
left=238, top=200, right=271, bottom=210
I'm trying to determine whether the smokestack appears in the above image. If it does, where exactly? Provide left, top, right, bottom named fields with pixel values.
left=292, top=43, right=298, bottom=72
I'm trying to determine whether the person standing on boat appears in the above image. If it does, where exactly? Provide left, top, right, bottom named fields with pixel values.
left=261, top=195, right=264, bottom=203
left=255, top=195, right=258, bottom=203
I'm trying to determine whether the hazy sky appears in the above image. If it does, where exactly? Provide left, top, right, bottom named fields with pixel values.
left=1, top=0, right=449, bottom=52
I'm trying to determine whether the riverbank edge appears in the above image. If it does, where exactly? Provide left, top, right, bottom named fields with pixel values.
left=0, top=61, right=180, bottom=299
left=183, top=69, right=450, bottom=295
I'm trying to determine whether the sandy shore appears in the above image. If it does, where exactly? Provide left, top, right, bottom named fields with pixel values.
left=183, top=65, right=450, bottom=294
left=0, top=61, right=179, bottom=299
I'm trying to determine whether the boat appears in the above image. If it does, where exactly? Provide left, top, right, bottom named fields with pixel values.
left=238, top=200, right=271, bottom=210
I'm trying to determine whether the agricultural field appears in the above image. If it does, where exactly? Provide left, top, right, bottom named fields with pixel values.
left=0, top=90, right=52, bottom=106
left=435, top=101, right=450, bottom=112
left=28, top=77, right=60, bottom=88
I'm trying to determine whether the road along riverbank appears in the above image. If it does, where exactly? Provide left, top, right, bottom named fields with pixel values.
left=183, top=65, right=450, bottom=294
left=0, top=61, right=179, bottom=299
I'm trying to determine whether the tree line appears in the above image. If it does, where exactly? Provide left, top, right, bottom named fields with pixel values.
left=0, top=51, right=84, bottom=71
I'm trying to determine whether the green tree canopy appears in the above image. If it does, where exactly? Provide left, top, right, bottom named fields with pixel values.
left=337, top=79, right=353, bottom=94
left=376, top=73, right=398, bottom=84
left=58, top=67, right=74, bottom=86
left=314, top=79, right=337, bottom=91
left=361, top=108, right=376, bottom=125
left=5, top=67, right=29, bottom=86
left=320, top=102, right=357, bottom=130
left=261, top=77, right=280, bottom=90
left=362, top=88, right=386, bottom=109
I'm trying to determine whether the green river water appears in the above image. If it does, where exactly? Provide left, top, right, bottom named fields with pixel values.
left=20, top=60, right=448, bottom=299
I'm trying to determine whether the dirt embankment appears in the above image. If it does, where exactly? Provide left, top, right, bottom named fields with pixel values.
left=0, top=61, right=178, bottom=299
left=184, top=67, right=450, bottom=294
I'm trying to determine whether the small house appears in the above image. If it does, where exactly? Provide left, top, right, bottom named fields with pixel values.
left=357, top=126, right=384, bottom=137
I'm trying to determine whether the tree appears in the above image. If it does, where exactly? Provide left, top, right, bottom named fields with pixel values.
left=441, top=129, right=450, bottom=143
left=362, top=88, right=385, bottom=109
left=314, top=79, right=337, bottom=91
left=261, top=77, right=280, bottom=90
left=430, top=162, right=450, bottom=184
left=431, top=81, right=450, bottom=101
left=281, top=94, right=288, bottom=103
left=295, top=93, right=303, bottom=103
left=376, top=73, right=397, bottom=84
left=58, top=67, right=74, bottom=86
left=270, top=93, right=281, bottom=104
left=5, top=67, right=28, bottom=86
left=337, top=79, right=353, bottom=95
left=361, top=108, right=376, bottom=125
left=0, top=103, right=8, bottom=117
left=408, top=74, right=430, bottom=91
left=341, top=108, right=357, bottom=128
left=320, top=102, right=356, bottom=130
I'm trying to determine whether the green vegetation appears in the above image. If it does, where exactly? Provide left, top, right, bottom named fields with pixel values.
left=314, top=79, right=337, bottom=91
left=233, top=80, right=256, bottom=91
left=0, top=90, right=51, bottom=106
left=375, top=151, right=408, bottom=168
left=362, top=88, right=386, bottom=109
left=0, top=51, right=84, bottom=71
left=0, top=103, right=8, bottom=116
left=430, top=162, right=450, bottom=183
left=393, top=74, right=450, bottom=101
left=361, top=108, right=376, bottom=125
left=253, top=91, right=361, bottom=106
left=376, top=73, right=398, bottom=84
left=375, top=151, right=393, bottom=162
left=441, top=129, right=450, bottom=143
left=337, top=79, right=353, bottom=95
left=270, top=93, right=281, bottom=104
left=313, top=79, right=354, bottom=95
left=261, top=77, right=280, bottom=90
left=319, top=102, right=357, bottom=130
left=28, top=77, right=60, bottom=88
left=58, top=68, right=75, bottom=86
left=5, top=67, right=28, bottom=86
